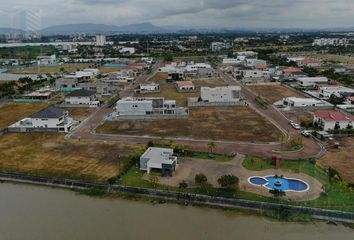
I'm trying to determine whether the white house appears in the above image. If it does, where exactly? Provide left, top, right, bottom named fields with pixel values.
left=242, top=69, right=265, bottom=79
left=211, top=42, right=231, bottom=52
left=139, top=83, right=160, bottom=93
left=8, top=107, right=74, bottom=133
left=201, top=86, right=241, bottom=103
left=185, top=63, right=211, bottom=71
left=297, top=77, right=329, bottom=88
left=114, top=97, right=188, bottom=117
left=312, top=38, right=349, bottom=46
left=222, top=58, right=242, bottom=65
left=139, top=147, right=178, bottom=177
left=37, top=55, right=57, bottom=66
left=119, top=47, right=136, bottom=54
left=282, top=97, right=331, bottom=108
left=64, top=89, right=99, bottom=107
left=319, top=86, right=354, bottom=99
left=313, top=110, right=354, bottom=131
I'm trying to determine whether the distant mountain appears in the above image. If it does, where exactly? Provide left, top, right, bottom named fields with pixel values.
left=41, top=22, right=166, bottom=35
left=0, top=28, right=25, bottom=34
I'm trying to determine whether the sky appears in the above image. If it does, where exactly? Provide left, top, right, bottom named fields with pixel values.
left=0, top=0, right=354, bottom=29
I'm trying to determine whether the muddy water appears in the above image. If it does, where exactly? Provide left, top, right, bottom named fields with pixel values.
left=0, top=183, right=353, bottom=240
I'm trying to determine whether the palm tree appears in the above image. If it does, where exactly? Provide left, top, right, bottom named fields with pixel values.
left=279, top=134, right=288, bottom=150
left=207, top=141, right=216, bottom=153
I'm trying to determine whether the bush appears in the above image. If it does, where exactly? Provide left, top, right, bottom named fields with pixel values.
left=217, top=175, right=239, bottom=189
left=195, top=173, right=208, bottom=185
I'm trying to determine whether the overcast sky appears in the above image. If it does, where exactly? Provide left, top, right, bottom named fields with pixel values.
left=0, top=0, right=354, bottom=29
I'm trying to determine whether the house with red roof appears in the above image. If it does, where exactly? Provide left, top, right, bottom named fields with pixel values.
left=176, top=81, right=195, bottom=92
left=297, top=59, right=322, bottom=68
left=313, top=110, right=354, bottom=130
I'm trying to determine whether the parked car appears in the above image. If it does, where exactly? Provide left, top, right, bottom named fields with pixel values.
left=301, top=130, right=311, bottom=137
left=291, top=123, right=301, bottom=130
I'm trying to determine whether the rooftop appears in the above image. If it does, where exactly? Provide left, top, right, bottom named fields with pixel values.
left=31, top=106, right=66, bottom=119
left=315, top=110, right=354, bottom=122
left=141, top=147, right=176, bottom=165
left=66, top=89, right=96, bottom=97
left=176, top=81, right=194, bottom=88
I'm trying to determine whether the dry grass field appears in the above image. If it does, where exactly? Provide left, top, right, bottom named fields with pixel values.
left=0, top=103, right=49, bottom=130
left=283, top=110, right=314, bottom=125
left=248, top=85, right=305, bottom=103
left=308, top=54, right=354, bottom=65
left=0, top=133, right=140, bottom=182
left=98, top=106, right=281, bottom=143
left=318, top=137, right=354, bottom=184
left=8, top=63, right=93, bottom=74
left=61, top=107, right=95, bottom=121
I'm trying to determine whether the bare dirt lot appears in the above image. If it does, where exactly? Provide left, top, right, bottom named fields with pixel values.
left=97, top=106, right=281, bottom=143
left=308, top=54, right=354, bottom=65
left=248, top=85, right=305, bottom=103
left=0, top=103, right=49, bottom=130
left=0, top=133, right=140, bottom=182
left=319, top=137, right=354, bottom=184
left=282, top=109, right=314, bottom=125
left=136, top=73, right=228, bottom=107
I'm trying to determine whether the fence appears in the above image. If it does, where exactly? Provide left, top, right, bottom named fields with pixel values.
left=114, top=114, right=189, bottom=120
left=188, top=99, right=247, bottom=107
left=0, top=171, right=354, bottom=223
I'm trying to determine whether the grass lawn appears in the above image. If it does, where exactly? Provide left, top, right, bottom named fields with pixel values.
left=0, top=102, right=49, bottom=130
left=97, top=106, right=281, bottom=143
left=0, top=133, right=140, bottom=182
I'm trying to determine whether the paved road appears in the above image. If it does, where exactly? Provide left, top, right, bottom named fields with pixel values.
left=69, top=66, right=325, bottom=160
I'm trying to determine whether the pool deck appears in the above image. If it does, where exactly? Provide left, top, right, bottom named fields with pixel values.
left=153, top=155, right=324, bottom=201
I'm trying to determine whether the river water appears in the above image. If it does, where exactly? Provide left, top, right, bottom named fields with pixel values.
left=0, top=183, right=353, bottom=240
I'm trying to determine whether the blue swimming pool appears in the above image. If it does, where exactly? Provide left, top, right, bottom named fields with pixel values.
left=103, top=63, right=127, bottom=67
left=248, top=176, right=309, bottom=192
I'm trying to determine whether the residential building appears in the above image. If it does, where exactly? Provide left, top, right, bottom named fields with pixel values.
left=297, top=59, right=322, bottom=68
left=313, top=110, right=354, bottom=130
left=211, top=42, right=231, bottom=52
left=64, top=89, right=99, bottom=107
left=222, top=58, right=242, bottom=65
left=297, top=77, right=329, bottom=88
left=96, top=34, right=106, bottom=46
left=8, top=106, right=74, bottom=133
left=242, top=69, right=265, bottom=79
left=312, top=38, right=349, bottom=46
left=282, top=97, right=332, bottom=108
left=176, top=81, right=195, bottom=92
left=234, top=51, right=258, bottom=58
left=201, top=86, right=241, bottom=103
left=119, top=47, right=135, bottom=54
left=319, top=86, right=354, bottom=99
left=139, top=147, right=178, bottom=177
left=139, top=83, right=160, bottom=93
left=113, top=97, right=188, bottom=117
left=37, top=55, right=57, bottom=65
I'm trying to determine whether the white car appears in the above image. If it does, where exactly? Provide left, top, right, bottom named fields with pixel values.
left=301, top=130, right=311, bottom=137
left=291, top=123, right=301, bottom=130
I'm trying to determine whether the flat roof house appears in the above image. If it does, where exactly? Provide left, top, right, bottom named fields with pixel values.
left=139, top=83, right=160, bottom=93
left=201, top=86, right=241, bottom=103
left=297, top=77, right=329, bottom=88
left=282, top=97, right=332, bottom=108
left=64, top=89, right=99, bottom=107
left=313, top=110, right=354, bottom=131
left=8, top=106, right=74, bottom=133
left=140, top=147, right=178, bottom=177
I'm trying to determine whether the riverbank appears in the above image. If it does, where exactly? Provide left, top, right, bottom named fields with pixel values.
left=1, top=183, right=353, bottom=240
left=0, top=171, right=353, bottom=224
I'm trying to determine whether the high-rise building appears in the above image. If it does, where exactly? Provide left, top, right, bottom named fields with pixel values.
left=96, top=34, right=106, bottom=46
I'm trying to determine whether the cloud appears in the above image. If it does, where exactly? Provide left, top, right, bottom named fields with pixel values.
left=0, top=0, right=353, bottom=29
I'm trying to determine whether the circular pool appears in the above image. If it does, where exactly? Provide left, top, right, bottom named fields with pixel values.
left=248, top=176, right=310, bottom=192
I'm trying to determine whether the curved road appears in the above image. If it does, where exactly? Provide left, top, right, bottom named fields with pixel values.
left=68, top=65, right=326, bottom=160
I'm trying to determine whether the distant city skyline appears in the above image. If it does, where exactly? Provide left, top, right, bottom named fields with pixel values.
left=0, top=0, right=354, bottom=30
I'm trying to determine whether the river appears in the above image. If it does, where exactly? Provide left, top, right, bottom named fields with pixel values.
left=0, top=183, right=353, bottom=240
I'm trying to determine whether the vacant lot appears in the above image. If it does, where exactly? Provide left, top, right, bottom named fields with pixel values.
left=137, top=74, right=228, bottom=107
left=0, top=133, right=140, bottom=182
left=248, top=85, right=305, bottom=103
left=308, top=54, right=354, bottom=65
left=319, top=137, right=354, bottom=184
left=98, top=107, right=281, bottom=142
left=8, top=63, right=93, bottom=74
left=61, top=107, right=95, bottom=121
left=283, top=109, right=314, bottom=125
left=0, top=103, right=48, bottom=130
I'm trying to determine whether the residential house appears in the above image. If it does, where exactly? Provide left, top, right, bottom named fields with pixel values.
left=139, top=83, right=160, bottom=93
left=176, top=81, right=195, bottom=92
left=319, top=86, right=354, bottom=99
left=8, top=106, right=74, bottom=133
left=281, top=97, right=332, bottom=108
left=297, top=77, right=329, bottom=88
left=313, top=110, right=354, bottom=130
left=64, top=89, right=99, bottom=107
left=140, top=147, right=178, bottom=177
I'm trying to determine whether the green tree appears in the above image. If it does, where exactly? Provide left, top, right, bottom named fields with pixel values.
left=149, top=176, right=159, bottom=187
left=162, top=52, right=173, bottom=61
left=179, top=181, right=188, bottom=190
left=217, top=175, right=239, bottom=189
left=195, top=173, right=208, bottom=186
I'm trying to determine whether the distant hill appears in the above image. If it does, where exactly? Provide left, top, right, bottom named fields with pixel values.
left=41, top=22, right=165, bottom=35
